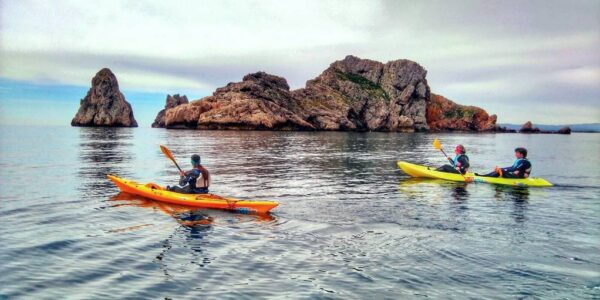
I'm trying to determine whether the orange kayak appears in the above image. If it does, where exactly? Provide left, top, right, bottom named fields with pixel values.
left=107, top=175, right=279, bottom=214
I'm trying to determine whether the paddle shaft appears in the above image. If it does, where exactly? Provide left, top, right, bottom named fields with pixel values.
left=172, top=160, right=183, bottom=173
left=440, top=148, right=450, bottom=160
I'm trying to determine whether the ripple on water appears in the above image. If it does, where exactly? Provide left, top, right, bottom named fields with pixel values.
left=1, top=128, right=599, bottom=298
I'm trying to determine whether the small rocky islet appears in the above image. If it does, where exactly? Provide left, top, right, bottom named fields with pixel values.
left=71, top=55, right=569, bottom=133
left=71, top=68, right=137, bottom=127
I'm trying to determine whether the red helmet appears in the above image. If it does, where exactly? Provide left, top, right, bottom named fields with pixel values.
left=455, top=144, right=466, bottom=154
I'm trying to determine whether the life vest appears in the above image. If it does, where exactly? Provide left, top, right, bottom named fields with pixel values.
left=512, top=158, right=532, bottom=178
left=452, top=154, right=469, bottom=167
left=195, top=165, right=211, bottom=188
left=452, top=155, right=462, bottom=167
left=452, top=154, right=469, bottom=174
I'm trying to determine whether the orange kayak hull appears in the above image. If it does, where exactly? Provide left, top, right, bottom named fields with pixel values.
left=107, top=174, right=279, bottom=214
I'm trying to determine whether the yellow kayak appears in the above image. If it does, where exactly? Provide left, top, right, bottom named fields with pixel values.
left=107, top=175, right=279, bottom=213
left=397, top=161, right=553, bottom=187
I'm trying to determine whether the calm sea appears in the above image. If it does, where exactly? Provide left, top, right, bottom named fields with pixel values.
left=1, top=126, right=599, bottom=299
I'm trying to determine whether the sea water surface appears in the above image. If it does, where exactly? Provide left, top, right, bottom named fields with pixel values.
left=0, top=126, right=599, bottom=299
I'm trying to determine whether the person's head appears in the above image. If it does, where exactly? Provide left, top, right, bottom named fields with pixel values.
left=514, top=147, right=527, bottom=158
left=454, top=144, right=466, bottom=155
left=191, top=154, right=201, bottom=166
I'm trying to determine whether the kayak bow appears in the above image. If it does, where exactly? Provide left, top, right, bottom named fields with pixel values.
left=397, top=161, right=553, bottom=187
left=107, top=175, right=279, bottom=213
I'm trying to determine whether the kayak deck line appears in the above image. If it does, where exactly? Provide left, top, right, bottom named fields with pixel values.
left=107, top=174, right=279, bottom=213
left=397, top=161, right=553, bottom=187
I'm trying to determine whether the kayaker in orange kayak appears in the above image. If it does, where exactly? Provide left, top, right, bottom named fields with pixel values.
left=167, top=154, right=211, bottom=194
left=436, top=144, right=470, bottom=175
left=478, top=147, right=532, bottom=178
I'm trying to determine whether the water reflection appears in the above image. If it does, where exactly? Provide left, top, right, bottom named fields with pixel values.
left=109, top=193, right=215, bottom=279
left=451, top=183, right=470, bottom=202
left=77, top=127, right=135, bottom=193
left=494, top=186, right=530, bottom=223
left=494, top=185, right=530, bottom=202
left=109, top=192, right=275, bottom=279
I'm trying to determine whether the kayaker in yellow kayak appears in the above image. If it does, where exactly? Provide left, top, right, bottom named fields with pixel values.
left=435, top=144, right=470, bottom=175
left=478, top=147, right=532, bottom=178
left=167, top=154, right=211, bottom=194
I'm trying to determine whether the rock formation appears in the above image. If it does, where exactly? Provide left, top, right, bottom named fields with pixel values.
left=519, top=121, right=541, bottom=133
left=426, top=93, right=497, bottom=131
left=291, top=55, right=430, bottom=131
left=163, top=55, right=496, bottom=132
left=519, top=121, right=572, bottom=134
left=152, top=94, right=189, bottom=128
left=71, top=68, right=137, bottom=127
left=557, top=126, right=571, bottom=134
left=166, top=72, right=313, bottom=130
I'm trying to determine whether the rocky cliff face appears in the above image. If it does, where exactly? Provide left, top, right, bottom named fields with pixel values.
left=166, top=72, right=313, bottom=130
left=71, top=68, right=137, bottom=127
left=152, top=94, right=188, bottom=128
left=426, top=93, right=497, bottom=131
left=291, top=55, right=430, bottom=131
left=164, top=56, right=495, bottom=132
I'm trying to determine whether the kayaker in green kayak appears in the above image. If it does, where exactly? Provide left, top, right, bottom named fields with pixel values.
left=436, top=144, right=470, bottom=175
left=167, top=154, right=211, bottom=194
left=479, top=147, right=532, bottom=178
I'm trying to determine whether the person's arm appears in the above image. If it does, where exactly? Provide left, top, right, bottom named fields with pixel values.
left=454, top=160, right=462, bottom=171
left=179, top=170, right=197, bottom=186
left=453, top=156, right=467, bottom=173
left=458, top=156, right=469, bottom=169
left=504, top=161, right=524, bottom=175
left=515, top=161, right=531, bottom=177
left=503, top=164, right=517, bottom=173
left=179, top=173, right=189, bottom=186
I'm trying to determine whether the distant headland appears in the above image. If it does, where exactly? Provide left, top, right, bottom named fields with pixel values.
left=71, top=56, right=574, bottom=134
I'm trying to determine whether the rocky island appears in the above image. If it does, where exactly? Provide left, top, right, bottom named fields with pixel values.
left=71, top=68, right=138, bottom=127
left=159, top=56, right=498, bottom=132
left=152, top=94, right=188, bottom=128
left=519, top=121, right=571, bottom=134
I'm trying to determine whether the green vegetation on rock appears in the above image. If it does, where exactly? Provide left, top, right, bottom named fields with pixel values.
left=335, top=71, right=390, bottom=101
left=444, top=106, right=475, bottom=119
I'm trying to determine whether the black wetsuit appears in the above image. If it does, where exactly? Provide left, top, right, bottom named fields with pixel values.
left=482, top=158, right=532, bottom=178
left=436, top=154, right=470, bottom=175
left=168, top=166, right=210, bottom=194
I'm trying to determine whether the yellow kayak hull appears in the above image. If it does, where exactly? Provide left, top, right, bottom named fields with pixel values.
left=107, top=175, right=279, bottom=213
left=397, top=161, right=553, bottom=187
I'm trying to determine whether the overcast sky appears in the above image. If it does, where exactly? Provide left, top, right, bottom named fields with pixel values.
left=1, top=0, right=599, bottom=125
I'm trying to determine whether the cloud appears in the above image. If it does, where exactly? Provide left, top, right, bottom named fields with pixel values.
left=1, top=0, right=599, bottom=123
left=552, top=67, right=600, bottom=87
left=0, top=1, right=376, bottom=57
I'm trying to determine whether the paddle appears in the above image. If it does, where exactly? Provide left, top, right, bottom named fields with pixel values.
left=160, top=145, right=183, bottom=173
left=432, top=138, right=473, bottom=182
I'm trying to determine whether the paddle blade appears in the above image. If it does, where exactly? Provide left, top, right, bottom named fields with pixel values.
left=160, top=144, right=183, bottom=172
left=160, top=145, right=175, bottom=162
left=433, top=138, right=442, bottom=150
